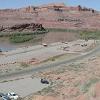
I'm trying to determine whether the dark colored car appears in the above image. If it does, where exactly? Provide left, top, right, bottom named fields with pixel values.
left=0, top=93, right=11, bottom=100
left=2, top=96, right=11, bottom=100
left=41, top=79, right=49, bottom=84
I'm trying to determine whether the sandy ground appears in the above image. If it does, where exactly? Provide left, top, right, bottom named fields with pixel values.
left=0, top=40, right=94, bottom=65
left=24, top=55, right=100, bottom=100
left=0, top=40, right=98, bottom=100
left=0, top=77, right=49, bottom=98
left=0, top=40, right=95, bottom=75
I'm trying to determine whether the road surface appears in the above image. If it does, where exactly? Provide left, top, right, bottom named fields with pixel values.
left=0, top=44, right=100, bottom=81
left=0, top=77, right=49, bottom=97
left=0, top=44, right=99, bottom=98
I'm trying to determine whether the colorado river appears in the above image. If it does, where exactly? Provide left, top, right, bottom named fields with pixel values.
left=0, top=38, right=41, bottom=52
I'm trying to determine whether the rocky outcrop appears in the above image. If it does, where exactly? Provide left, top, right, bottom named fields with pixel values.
left=0, top=3, right=99, bottom=30
left=0, top=23, right=45, bottom=33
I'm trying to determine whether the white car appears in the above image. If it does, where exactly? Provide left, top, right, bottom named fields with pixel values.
left=7, top=92, right=18, bottom=100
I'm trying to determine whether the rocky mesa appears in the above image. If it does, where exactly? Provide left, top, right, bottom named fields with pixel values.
left=0, top=3, right=100, bottom=31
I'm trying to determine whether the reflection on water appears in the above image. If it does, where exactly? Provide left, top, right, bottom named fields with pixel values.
left=0, top=37, right=41, bottom=52
left=0, top=43, right=16, bottom=52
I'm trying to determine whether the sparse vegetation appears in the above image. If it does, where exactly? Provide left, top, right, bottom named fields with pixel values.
left=47, top=28, right=100, bottom=40
left=47, top=28, right=79, bottom=33
left=37, top=86, right=55, bottom=95
left=55, top=68, right=66, bottom=74
left=79, top=78, right=99, bottom=93
left=80, top=30, right=100, bottom=40
left=0, top=30, right=48, bottom=43
left=66, top=63, right=85, bottom=72
left=20, top=62, right=29, bottom=68
left=0, top=30, right=47, bottom=37
left=89, top=86, right=96, bottom=98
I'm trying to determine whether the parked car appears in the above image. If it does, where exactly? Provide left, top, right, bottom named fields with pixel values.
left=42, top=43, right=48, bottom=47
left=81, top=44, right=87, bottom=47
left=2, top=96, right=11, bottom=100
left=41, top=78, right=49, bottom=84
left=0, top=93, right=11, bottom=100
left=6, top=93, right=18, bottom=100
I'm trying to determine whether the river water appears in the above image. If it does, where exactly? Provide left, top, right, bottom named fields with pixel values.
left=0, top=39, right=41, bottom=52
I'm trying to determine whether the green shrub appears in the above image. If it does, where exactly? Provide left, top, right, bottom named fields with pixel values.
left=0, top=30, right=48, bottom=37
left=80, top=30, right=100, bottom=40
left=10, top=35, right=33, bottom=43
left=47, top=28, right=79, bottom=33
left=20, top=62, right=29, bottom=68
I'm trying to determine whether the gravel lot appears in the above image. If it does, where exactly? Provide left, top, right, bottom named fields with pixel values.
left=0, top=40, right=94, bottom=65
left=0, top=77, right=49, bottom=97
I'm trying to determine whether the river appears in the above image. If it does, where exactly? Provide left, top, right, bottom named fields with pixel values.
left=0, top=38, right=41, bottom=52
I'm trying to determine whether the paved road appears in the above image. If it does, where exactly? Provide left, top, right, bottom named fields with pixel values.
left=0, top=45, right=100, bottom=81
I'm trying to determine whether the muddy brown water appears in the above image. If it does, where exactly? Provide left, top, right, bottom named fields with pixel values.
left=0, top=38, right=41, bottom=52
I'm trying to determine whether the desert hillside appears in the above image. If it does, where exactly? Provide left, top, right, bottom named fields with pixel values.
left=0, top=3, right=100, bottom=30
left=0, top=3, right=100, bottom=100
left=0, top=3, right=100, bottom=43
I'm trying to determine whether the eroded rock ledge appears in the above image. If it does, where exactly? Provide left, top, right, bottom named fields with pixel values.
left=0, top=23, right=45, bottom=33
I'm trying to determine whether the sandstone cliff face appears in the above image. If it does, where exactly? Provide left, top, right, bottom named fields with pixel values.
left=0, top=3, right=99, bottom=30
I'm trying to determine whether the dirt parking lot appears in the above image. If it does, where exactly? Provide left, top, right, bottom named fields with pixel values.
left=0, top=40, right=95, bottom=76
left=0, top=77, right=49, bottom=97
left=0, top=40, right=94, bottom=65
